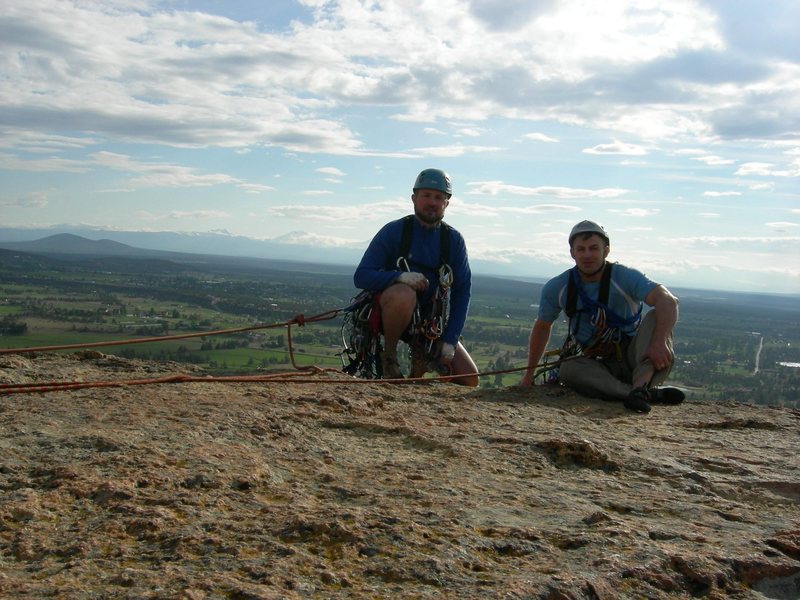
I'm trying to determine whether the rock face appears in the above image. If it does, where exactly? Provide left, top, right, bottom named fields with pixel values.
left=1, top=353, right=799, bottom=599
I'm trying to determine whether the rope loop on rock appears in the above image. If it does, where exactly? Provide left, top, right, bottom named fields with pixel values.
left=0, top=303, right=567, bottom=395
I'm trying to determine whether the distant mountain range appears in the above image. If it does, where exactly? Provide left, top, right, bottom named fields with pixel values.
left=3, top=229, right=800, bottom=312
left=0, top=226, right=364, bottom=266
left=0, top=232, right=360, bottom=277
left=0, top=233, right=167, bottom=257
left=2, top=225, right=799, bottom=296
left=0, top=225, right=552, bottom=282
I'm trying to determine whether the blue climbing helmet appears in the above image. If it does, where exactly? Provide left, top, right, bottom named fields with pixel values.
left=413, top=168, right=452, bottom=197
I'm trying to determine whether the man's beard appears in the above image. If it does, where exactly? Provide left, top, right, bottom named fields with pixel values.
left=415, top=207, right=443, bottom=225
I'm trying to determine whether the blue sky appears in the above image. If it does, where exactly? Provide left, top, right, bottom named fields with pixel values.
left=1, top=0, right=799, bottom=294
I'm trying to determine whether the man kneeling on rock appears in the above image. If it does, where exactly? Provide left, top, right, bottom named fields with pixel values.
left=353, top=168, right=479, bottom=386
left=520, top=220, right=685, bottom=413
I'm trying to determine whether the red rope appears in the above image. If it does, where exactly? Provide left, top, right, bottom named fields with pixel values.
left=0, top=364, right=538, bottom=395
left=0, top=309, right=341, bottom=355
left=0, top=303, right=563, bottom=396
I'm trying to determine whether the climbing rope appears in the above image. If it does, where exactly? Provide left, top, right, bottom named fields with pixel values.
left=0, top=305, right=569, bottom=396
left=0, top=309, right=341, bottom=355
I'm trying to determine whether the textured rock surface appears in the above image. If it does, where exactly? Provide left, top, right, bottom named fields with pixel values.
left=1, top=353, right=799, bottom=599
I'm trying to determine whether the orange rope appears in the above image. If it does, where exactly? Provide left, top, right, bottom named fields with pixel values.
left=0, top=309, right=342, bottom=355
left=0, top=365, right=538, bottom=395
left=0, top=302, right=564, bottom=396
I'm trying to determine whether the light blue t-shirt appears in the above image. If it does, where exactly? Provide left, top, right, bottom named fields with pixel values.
left=537, top=263, right=658, bottom=345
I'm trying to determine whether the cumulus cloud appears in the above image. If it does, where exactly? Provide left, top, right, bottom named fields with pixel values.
left=1, top=0, right=795, bottom=163
left=0, top=0, right=769, bottom=160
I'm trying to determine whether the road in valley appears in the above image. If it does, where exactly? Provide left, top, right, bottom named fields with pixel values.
left=753, top=336, right=763, bottom=374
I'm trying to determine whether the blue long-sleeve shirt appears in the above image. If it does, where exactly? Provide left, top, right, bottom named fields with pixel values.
left=353, top=216, right=471, bottom=346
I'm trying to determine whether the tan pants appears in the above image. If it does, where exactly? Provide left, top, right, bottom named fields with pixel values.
left=557, top=310, right=673, bottom=401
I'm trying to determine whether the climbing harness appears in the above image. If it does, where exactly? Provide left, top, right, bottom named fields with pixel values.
left=564, top=263, right=641, bottom=356
left=533, top=263, right=642, bottom=384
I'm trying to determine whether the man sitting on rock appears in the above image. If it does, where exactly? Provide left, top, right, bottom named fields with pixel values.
left=520, top=220, right=685, bottom=413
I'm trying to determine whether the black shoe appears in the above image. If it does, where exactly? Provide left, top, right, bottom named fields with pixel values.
left=624, top=386, right=652, bottom=413
left=650, top=387, right=685, bottom=405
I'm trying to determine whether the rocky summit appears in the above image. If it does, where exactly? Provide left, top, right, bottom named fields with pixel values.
left=1, top=353, right=799, bottom=599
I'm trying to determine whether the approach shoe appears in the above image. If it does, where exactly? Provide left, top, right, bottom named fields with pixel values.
left=624, top=386, right=652, bottom=413
left=380, top=349, right=403, bottom=380
left=650, top=387, right=685, bottom=405
left=409, top=344, right=429, bottom=379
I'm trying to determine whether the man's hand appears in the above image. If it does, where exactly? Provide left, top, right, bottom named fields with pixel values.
left=438, top=342, right=456, bottom=364
left=397, top=272, right=428, bottom=291
left=646, top=338, right=674, bottom=372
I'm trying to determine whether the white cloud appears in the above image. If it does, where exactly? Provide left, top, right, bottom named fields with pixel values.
left=169, top=210, right=229, bottom=219
left=583, top=141, right=648, bottom=156
left=0, top=153, right=92, bottom=173
left=409, top=145, right=502, bottom=157
left=466, top=181, right=628, bottom=199
left=736, top=161, right=800, bottom=177
left=0, top=191, right=49, bottom=208
left=735, top=162, right=775, bottom=176
left=273, top=230, right=361, bottom=248
left=692, top=155, right=735, bottom=166
left=89, top=152, right=239, bottom=189
left=317, top=167, right=345, bottom=176
left=766, top=221, right=798, bottom=229
left=609, top=208, right=660, bottom=217
left=703, top=191, right=741, bottom=197
left=270, top=199, right=407, bottom=223
left=136, top=210, right=229, bottom=221
left=455, top=127, right=485, bottom=138
left=523, top=133, right=559, bottom=143
left=238, top=183, right=274, bottom=194
left=674, top=235, right=800, bottom=246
